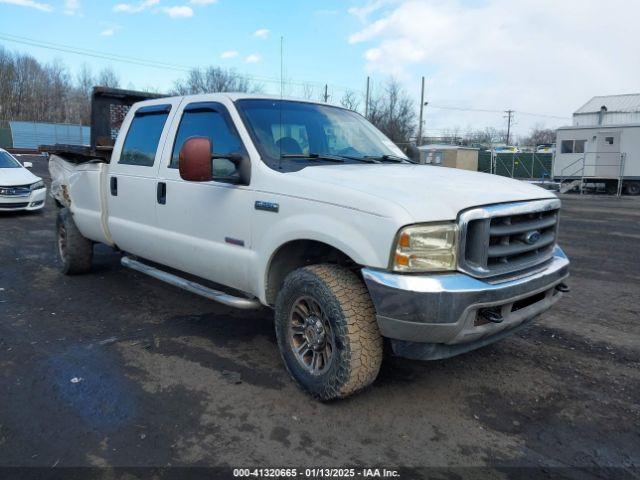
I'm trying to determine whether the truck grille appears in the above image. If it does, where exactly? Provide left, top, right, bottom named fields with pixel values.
left=458, top=199, right=561, bottom=278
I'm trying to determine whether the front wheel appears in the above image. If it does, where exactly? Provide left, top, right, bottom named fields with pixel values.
left=274, top=264, right=383, bottom=400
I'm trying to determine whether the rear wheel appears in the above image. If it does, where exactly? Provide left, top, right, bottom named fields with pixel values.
left=605, top=181, right=618, bottom=195
left=274, top=264, right=383, bottom=400
left=56, top=208, right=93, bottom=275
left=625, top=181, right=640, bottom=196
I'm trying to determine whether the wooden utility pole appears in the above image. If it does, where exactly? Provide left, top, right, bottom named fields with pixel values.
left=365, top=76, right=370, bottom=118
left=417, top=76, right=426, bottom=146
left=505, top=109, right=514, bottom=145
left=323, top=84, right=329, bottom=103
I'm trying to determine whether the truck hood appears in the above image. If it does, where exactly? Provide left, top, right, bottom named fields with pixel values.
left=0, top=167, right=40, bottom=187
left=292, top=164, right=556, bottom=221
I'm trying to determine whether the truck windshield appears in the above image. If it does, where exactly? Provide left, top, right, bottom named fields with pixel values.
left=0, top=151, right=22, bottom=168
left=235, top=99, right=408, bottom=171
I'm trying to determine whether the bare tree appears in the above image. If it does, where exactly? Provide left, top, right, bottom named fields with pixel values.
left=301, top=83, right=315, bottom=100
left=340, top=89, right=360, bottom=112
left=65, top=64, right=94, bottom=124
left=367, top=78, right=416, bottom=145
left=520, top=124, right=556, bottom=147
left=97, top=67, right=120, bottom=88
left=76, top=64, right=94, bottom=96
left=0, top=47, right=122, bottom=127
left=172, top=67, right=261, bottom=95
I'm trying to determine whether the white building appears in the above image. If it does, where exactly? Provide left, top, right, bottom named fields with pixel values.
left=572, top=93, right=640, bottom=127
left=553, top=94, right=640, bottom=195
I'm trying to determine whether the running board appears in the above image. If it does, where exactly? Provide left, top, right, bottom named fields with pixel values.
left=121, top=256, right=262, bottom=310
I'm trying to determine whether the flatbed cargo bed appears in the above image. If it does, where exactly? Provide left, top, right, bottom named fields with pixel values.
left=39, top=86, right=165, bottom=163
left=39, top=144, right=105, bottom=163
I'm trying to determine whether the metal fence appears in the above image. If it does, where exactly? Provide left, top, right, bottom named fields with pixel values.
left=8, top=121, right=89, bottom=150
left=478, top=152, right=553, bottom=179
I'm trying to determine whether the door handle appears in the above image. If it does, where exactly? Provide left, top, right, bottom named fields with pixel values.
left=110, top=176, right=118, bottom=196
left=157, top=182, right=166, bottom=205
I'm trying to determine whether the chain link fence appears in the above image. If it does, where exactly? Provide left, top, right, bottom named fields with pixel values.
left=478, top=152, right=553, bottom=179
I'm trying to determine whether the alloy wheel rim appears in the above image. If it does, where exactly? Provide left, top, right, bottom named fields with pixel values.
left=288, top=296, right=334, bottom=375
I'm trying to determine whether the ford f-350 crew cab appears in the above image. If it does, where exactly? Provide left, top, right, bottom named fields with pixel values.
left=49, top=92, right=570, bottom=400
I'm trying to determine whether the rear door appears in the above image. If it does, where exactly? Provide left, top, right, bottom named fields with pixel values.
left=107, top=99, right=181, bottom=259
left=154, top=99, right=254, bottom=293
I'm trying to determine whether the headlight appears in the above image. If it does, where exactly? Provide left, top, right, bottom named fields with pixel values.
left=391, top=222, right=458, bottom=272
left=30, top=180, right=45, bottom=191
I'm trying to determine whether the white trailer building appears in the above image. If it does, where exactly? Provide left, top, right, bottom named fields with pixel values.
left=554, top=94, right=640, bottom=195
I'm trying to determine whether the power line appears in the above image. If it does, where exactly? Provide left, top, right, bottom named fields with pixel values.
left=429, top=105, right=503, bottom=114
left=0, top=32, right=353, bottom=91
left=0, top=33, right=192, bottom=71
left=516, top=110, right=573, bottom=120
left=428, top=104, right=570, bottom=120
left=1, top=32, right=573, bottom=122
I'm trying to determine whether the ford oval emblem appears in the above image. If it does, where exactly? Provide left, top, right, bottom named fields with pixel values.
left=524, top=230, right=541, bottom=245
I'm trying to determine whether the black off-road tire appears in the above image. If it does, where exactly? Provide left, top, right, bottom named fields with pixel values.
left=605, top=181, right=619, bottom=195
left=56, top=208, right=93, bottom=275
left=625, top=181, right=640, bottom=196
left=275, top=264, right=383, bottom=400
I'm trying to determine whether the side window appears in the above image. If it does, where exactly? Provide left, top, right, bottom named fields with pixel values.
left=574, top=140, right=586, bottom=153
left=170, top=107, right=242, bottom=168
left=561, top=140, right=574, bottom=154
left=119, top=108, right=170, bottom=167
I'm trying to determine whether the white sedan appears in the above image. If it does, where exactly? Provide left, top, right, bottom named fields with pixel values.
left=0, top=148, right=47, bottom=212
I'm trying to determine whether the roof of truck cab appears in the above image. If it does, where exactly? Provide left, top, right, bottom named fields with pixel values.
left=134, top=92, right=341, bottom=107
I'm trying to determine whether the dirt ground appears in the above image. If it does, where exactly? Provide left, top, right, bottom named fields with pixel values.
left=1, top=156, right=639, bottom=478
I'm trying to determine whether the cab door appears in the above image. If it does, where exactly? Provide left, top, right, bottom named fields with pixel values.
left=154, top=100, right=254, bottom=293
left=107, top=99, right=181, bottom=260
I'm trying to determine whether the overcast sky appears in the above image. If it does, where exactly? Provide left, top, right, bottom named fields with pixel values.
left=1, top=0, right=639, bottom=139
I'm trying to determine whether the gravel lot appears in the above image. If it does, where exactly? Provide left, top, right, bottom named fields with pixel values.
left=1, top=156, right=639, bottom=477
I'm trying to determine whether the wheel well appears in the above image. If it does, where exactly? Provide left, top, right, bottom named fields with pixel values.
left=266, top=240, right=358, bottom=305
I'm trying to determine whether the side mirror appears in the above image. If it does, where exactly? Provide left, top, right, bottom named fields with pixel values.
left=23, top=162, right=33, bottom=168
left=179, top=137, right=212, bottom=182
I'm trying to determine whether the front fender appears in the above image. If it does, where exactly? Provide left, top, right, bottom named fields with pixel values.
left=252, top=212, right=398, bottom=304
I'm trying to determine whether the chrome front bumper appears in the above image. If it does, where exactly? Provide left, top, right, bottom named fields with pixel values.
left=362, top=246, right=569, bottom=360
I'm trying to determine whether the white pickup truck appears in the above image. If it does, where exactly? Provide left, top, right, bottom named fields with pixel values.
left=49, top=92, right=570, bottom=400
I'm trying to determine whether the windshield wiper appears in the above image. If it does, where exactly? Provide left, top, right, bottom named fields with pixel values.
left=280, top=153, right=391, bottom=164
left=339, top=155, right=381, bottom=164
left=280, top=153, right=345, bottom=163
left=364, top=154, right=417, bottom=164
